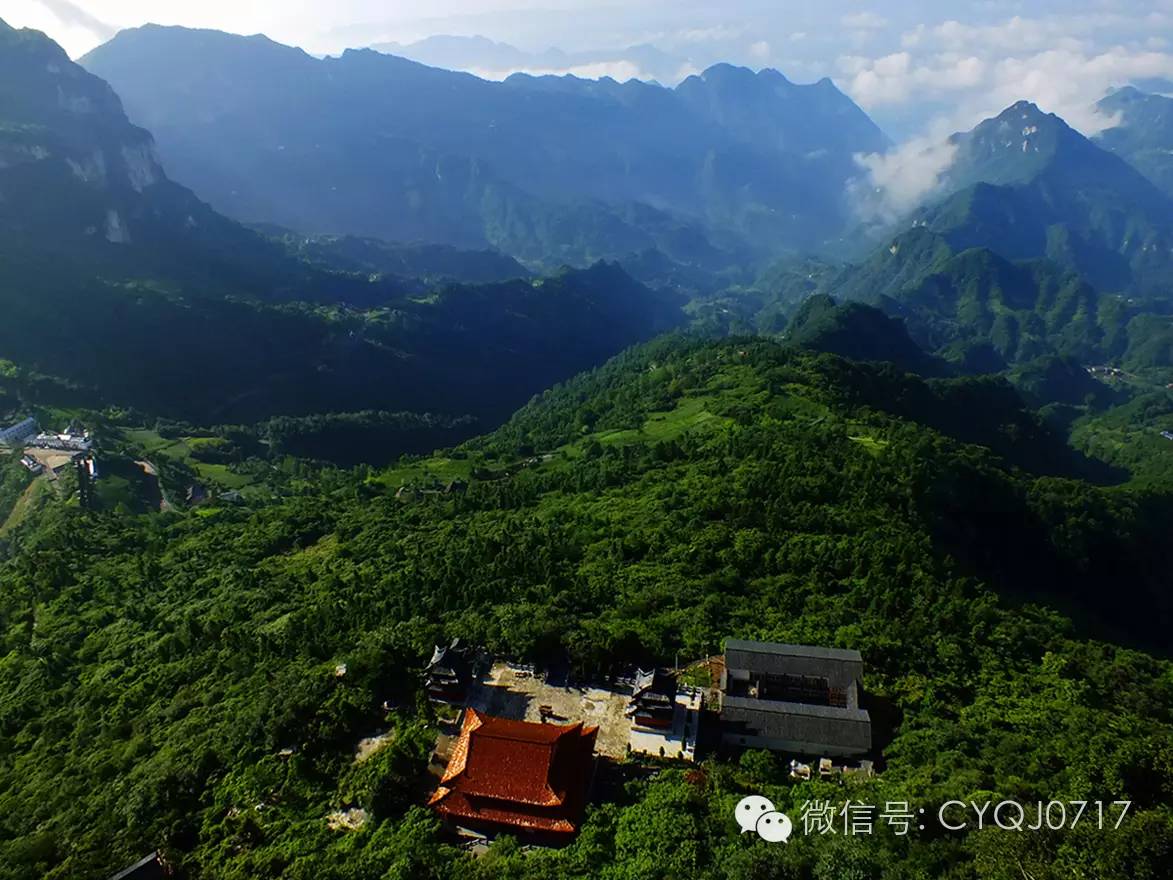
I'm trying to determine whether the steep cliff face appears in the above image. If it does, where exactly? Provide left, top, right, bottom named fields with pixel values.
left=0, top=16, right=319, bottom=305
left=0, top=19, right=168, bottom=244
left=0, top=17, right=273, bottom=263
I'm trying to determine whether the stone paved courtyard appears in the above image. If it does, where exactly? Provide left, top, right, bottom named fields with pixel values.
left=465, top=662, right=632, bottom=758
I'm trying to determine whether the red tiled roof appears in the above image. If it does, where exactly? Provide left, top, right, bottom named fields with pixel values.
left=430, top=709, right=597, bottom=836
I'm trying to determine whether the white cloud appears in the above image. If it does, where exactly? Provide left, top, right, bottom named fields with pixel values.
left=840, top=41, right=1173, bottom=137
left=0, top=0, right=115, bottom=56
left=850, top=132, right=960, bottom=226
left=748, top=40, right=770, bottom=60
left=985, top=47, right=1173, bottom=133
left=902, top=16, right=1087, bottom=54
left=839, top=52, right=986, bottom=108
left=841, top=11, right=888, bottom=31
left=670, top=25, right=746, bottom=45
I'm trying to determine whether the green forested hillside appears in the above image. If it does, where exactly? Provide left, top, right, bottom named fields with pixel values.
left=1, top=338, right=1170, bottom=880
left=1069, top=388, right=1173, bottom=486
left=0, top=254, right=682, bottom=426
left=2, top=17, right=1173, bottom=880
left=805, top=228, right=1173, bottom=373
left=782, top=293, right=946, bottom=375
left=915, top=102, right=1173, bottom=295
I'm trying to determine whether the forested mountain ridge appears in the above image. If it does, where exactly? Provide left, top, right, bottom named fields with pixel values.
left=910, top=101, right=1173, bottom=295
left=0, top=251, right=683, bottom=425
left=781, top=293, right=948, bottom=376
left=803, top=227, right=1173, bottom=373
left=1, top=336, right=1170, bottom=879
left=80, top=25, right=888, bottom=268
left=1096, top=86, right=1173, bottom=199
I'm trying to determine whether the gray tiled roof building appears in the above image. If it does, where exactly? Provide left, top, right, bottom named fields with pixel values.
left=718, top=639, right=872, bottom=757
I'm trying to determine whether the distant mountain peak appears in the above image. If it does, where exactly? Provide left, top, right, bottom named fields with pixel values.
left=1105, top=84, right=1145, bottom=100
left=697, top=62, right=757, bottom=81
left=972, top=100, right=1068, bottom=137
left=944, top=101, right=1086, bottom=182
left=758, top=68, right=792, bottom=85
left=911, top=97, right=1173, bottom=295
left=1098, top=83, right=1173, bottom=112
left=84, top=24, right=314, bottom=69
left=696, top=63, right=792, bottom=86
left=1002, top=99, right=1045, bottom=116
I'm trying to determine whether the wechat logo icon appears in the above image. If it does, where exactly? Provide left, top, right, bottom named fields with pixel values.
left=735, top=795, right=793, bottom=843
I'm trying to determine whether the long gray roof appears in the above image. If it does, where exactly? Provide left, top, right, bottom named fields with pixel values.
left=721, top=695, right=872, bottom=752
left=721, top=695, right=870, bottom=724
left=724, top=639, right=862, bottom=663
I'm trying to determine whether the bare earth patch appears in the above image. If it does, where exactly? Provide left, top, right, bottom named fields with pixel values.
left=327, top=808, right=368, bottom=831
left=354, top=730, right=395, bottom=763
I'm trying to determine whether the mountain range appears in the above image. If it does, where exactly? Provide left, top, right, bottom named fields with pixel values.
left=789, top=225, right=1173, bottom=374
left=6, top=17, right=1173, bottom=441
left=1095, top=86, right=1173, bottom=200
left=0, top=19, right=681, bottom=440
left=369, top=34, right=693, bottom=84
left=79, top=25, right=889, bottom=270
left=75, top=25, right=1173, bottom=307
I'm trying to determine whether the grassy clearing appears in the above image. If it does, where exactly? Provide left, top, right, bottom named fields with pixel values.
left=190, top=462, right=254, bottom=489
left=551, top=395, right=735, bottom=467
left=119, top=427, right=255, bottom=489
left=0, top=478, right=50, bottom=537
left=369, top=456, right=475, bottom=489
left=600, top=396, right=726, bottom=447
left=375, top=367, right=751, bottom=488
left=121, top=428, right=184, bottom=455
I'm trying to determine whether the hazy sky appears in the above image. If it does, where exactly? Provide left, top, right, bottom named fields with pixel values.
left=2, top=0, right=1172, bottom=141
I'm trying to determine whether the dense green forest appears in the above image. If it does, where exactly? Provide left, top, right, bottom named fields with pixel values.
left=1, top=338, right=1170, bottom=880
left=3, top=15, right=1173, bottom=880
left=0, top=251, right=682, bottom=426
left=744, top=227, right=1173, bottom=377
